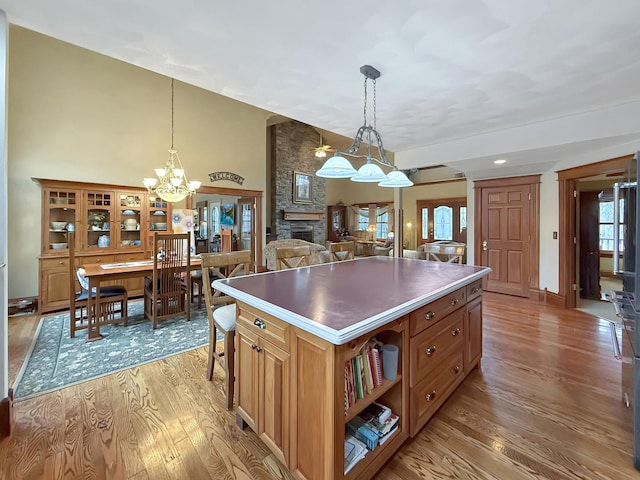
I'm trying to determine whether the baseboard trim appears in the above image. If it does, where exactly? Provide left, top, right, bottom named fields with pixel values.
left=0, top=388, right=13, bottom=439
left=529, top=289, right=545, bottom=302
left=544, top=289, right=565, bottom=308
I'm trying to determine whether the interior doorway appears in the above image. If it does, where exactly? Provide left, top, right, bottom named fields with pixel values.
left=558, top=154, right=634, bottom=309
left=188, top=185, right=263, bottom=271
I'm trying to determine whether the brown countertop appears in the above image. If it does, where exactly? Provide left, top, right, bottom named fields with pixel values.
left=214, top=256, right=491, bottom=344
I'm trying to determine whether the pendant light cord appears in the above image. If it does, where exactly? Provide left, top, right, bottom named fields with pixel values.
left=171, top=78, right=175, bottom=150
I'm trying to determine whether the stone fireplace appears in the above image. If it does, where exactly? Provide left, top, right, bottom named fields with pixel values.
left=270, top=121, right=327, bottom=243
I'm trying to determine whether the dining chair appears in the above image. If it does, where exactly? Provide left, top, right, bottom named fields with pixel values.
left=330, top=241, right=356, bottom=262
left=221, top=229, right=232, bottom=253
left=276, top=245, right=311, bottom=270
left=201, top=250, right=251, bottom=409
left=422, top=241, right=466, bottom=264
left=68, top=231, right=128, bottom=338
left=143, top=232, right=191, bottom=329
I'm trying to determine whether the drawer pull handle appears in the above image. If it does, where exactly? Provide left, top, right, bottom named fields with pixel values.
left=452, top=365, right=461, bottom=374
left=471, top=286, right=480, bottom=294
left=451, top=328, right=460, bottom=336
left=450, top=298, right=459, bottom=306
left=425, top=345, right=436, bottom=356
left=425, top=311, right=435, bottom=320
left=425, top=390, right=437, bottom=401
left=253, top=318, right=266, bottom=329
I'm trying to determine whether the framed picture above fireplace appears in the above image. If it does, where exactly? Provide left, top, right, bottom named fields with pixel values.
left=293, top=171, right=312, bottom=204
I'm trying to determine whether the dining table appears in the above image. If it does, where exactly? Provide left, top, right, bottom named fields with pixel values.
left=81, top=256, right=202, bottom=341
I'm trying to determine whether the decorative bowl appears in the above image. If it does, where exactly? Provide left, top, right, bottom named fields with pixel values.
left=50, top=243, right=68, bottom=250
left=50, top=221, right=68, bottom=230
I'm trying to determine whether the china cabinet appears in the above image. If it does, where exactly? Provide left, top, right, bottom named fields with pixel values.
left=36, top=179, right=173, bottom=313
left=327, top=204, right=347, bottom=242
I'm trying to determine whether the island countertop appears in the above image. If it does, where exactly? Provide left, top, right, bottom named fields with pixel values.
left=213, top=256, right=491, bottom=345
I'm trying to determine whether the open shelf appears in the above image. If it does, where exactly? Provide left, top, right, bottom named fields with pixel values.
left=344, top=426, right=406, bottom=480
left=344, top=375, right=401, bottom=423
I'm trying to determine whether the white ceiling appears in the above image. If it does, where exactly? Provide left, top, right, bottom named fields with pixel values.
left=3, top=0, right=640, bottom=175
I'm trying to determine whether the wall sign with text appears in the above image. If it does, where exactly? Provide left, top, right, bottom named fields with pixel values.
left=208, top=171, right=245, bottom=185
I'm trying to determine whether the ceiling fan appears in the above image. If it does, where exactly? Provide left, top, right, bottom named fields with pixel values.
left=312, top=134, right=335, bottom=158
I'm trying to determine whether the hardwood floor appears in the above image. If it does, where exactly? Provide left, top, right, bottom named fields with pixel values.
left=0, top=292, right=636, bottom=479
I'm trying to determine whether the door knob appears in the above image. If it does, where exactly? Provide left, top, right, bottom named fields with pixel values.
left=482, top=240, right=488, bottom=251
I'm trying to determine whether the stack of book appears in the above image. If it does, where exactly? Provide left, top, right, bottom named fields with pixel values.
left=344, top=435, right=367, bottom=475
left=344, top=338, right=385, bottom=412
left=345, top=402, right=400, bottom=457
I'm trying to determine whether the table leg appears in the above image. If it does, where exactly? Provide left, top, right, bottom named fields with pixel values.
left=86, top=277, right=103, bottom=342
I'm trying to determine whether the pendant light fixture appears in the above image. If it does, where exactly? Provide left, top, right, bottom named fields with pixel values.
left=143, top=78, right=201, bottom=202
left=316, top=65, right=413, bottom=188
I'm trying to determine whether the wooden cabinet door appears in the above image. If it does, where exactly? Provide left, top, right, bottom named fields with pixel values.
left=39, top=258, right=71, bottom=313
left=464, top=297, right=483, bottom=371
left=236, top=326, right=259, bottom=432
left=258, top=339, right=289, bottom=466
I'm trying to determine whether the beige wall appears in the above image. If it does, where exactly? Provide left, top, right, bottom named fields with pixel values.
left=8, top=26, right=270, bottom=298
left=326, top=177, right=467, bottom=250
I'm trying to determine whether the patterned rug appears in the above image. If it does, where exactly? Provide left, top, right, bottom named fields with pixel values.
left=13, top=301, right=214, bottom=401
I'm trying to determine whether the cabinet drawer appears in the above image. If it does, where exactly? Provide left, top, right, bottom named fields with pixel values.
left=410, top=308, right=464, bottom=387
left=40, top=257, right=69, bottom=271
left=115, top=253, right=147, bottom=262
left=78, top=254, right=116, bottom=265
left=409, top=287, right=466, bottom=336
left=466, top=280, right=482, bottom=302
left=238, top=305, right=289, bottom=351
left=410, top=350, right=464, bottom=436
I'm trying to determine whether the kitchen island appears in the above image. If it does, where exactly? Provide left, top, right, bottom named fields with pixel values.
left=214, top=256, right=491, bottom=480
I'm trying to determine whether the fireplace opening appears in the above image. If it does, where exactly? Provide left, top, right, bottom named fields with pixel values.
left=291, top=225, right=313, bottom=243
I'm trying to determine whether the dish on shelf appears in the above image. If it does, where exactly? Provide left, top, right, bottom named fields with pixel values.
left=50, top=198, right=67, bottom=205
left=50, top=221, right=68, bottom=230
left=50, top=243, right=68, bottom=250
left=122, top=209, right=135, bottom=215
left=153, top=211, right=166, bottom=216
left=150, top=223, right=168, bottom=230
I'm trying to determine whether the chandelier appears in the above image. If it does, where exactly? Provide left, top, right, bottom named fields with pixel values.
left=143, top=79, right=201, bottom=202
left=315, top=65, right=413, bottom=188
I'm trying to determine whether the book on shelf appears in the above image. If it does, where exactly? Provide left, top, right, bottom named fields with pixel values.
left=344, top=337, right=388, bottom=412
left=378, top=425, right=399, bottom=446
left=344, top=435, right=367, bottom=475
left=368, top=412, right=399, bottom=437
left=361, top=402, right=392, bottom=424
left=346, top=417, right=379, bottom=451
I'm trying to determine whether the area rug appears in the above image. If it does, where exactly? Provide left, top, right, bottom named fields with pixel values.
left=13, top=301, right=215, bottom=401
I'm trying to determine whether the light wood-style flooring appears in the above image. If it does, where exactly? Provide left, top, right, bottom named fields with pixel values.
left=0, top=292, right=637, bottom=479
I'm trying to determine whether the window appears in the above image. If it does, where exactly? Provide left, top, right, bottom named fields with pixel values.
left=460, top=207, right=467, bottom=233
left=599, top=199, right=624, bottom=252
left=211, top=204, right=221, bottom=235
left=421, top=208, right=429, bottom=240
left=358, top=209, right=369, bottom=231
left=433, top=205, right=453, bottom=240
left=376, top=211, right=389, bottom=238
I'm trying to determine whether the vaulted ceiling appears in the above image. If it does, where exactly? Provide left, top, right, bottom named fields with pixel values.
left=3, top=0, right=640, bottom=177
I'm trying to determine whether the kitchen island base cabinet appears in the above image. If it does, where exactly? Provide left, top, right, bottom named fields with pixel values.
left=222, top=261, right=489, bottom=480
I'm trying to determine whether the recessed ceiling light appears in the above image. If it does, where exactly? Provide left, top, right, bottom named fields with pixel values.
left=494, top=159, right=507, bottom=164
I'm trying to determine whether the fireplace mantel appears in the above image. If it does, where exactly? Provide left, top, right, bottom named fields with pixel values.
left=283, top=209, right=324, bottom=221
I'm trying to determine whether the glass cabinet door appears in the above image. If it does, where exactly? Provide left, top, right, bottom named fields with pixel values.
left=116, top=192, right=143, bottom=249
left=86, top=191, right=113, bottom=249
left=147, top=195, right=169, bottom=233
left=45, top=188, right=78, bottom=253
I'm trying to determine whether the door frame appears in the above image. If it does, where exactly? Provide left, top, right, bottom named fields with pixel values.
left=558, top=154, right=634, bottom=308
left=187, top=185, right=264, bottom=271
left=473, top=175, right=540, bottom=299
